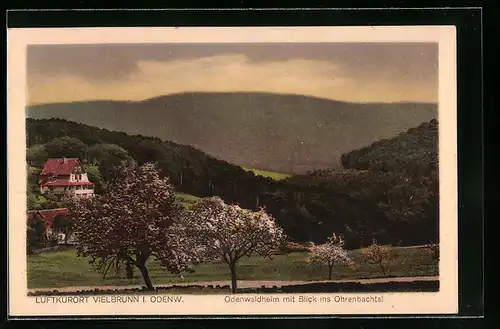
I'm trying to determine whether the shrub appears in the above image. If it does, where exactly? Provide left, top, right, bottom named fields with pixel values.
left=362, top=240, right=392, bottom=277
left=279, top=242, right=312, bottom=254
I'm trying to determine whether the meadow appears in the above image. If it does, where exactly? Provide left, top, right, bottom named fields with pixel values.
left=27, top=246, right=438, bottom=289
left=174, top=192, right=201, bottom=207
left=241, top=167, right=291, bottom=180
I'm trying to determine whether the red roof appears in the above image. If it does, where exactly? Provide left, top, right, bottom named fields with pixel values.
left=41, top=180, right=94, bottom=187
left=27, top=208, right=68, bottom=228
left=40, top=158, right=80, bottom=176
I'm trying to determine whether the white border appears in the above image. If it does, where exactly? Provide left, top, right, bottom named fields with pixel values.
left=7, top=26, right=457, bottom=316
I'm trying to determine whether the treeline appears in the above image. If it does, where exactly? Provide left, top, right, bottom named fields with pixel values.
left=289, top=119, right=439, bottom=246
left=26, top=118, right=438, bottom=248
left=340, top=119, right=438, bottom=175
left=285, top=169, right=438, bottom=247
left=26, top=118, right=275, bottom=206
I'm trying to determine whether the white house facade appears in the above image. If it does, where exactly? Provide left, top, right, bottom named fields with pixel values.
left=38, top=158, right=94, bottom=198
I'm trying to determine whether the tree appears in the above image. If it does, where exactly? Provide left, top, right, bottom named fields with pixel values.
left=85, top=165, right=105, bottom=194
left=362, top=240, right=392, bottom=277
left=87, top=144, right=136, bottom=184
left=52, top=214, right=73, bottom=244
left=86, top=144, right=131, bottom=166
left=27, top=165, right=43, bottom=211
left=27, top=144, right=48, bottom=167
left=45, top=136, right=88, bottom=160
left=27, top=166, right=42, bottom=193
left=27, top=191, right=38, bottom=211
left=135, top=139, right=167, bottom=165
left=99, top=157, right=137, bottom=183
left=41, top=191, right=64, bottom=209
left=66, top=163, right=191, bottom=290
left=26, top=226, right=37, bottom=255
left=183, top=197, right=286, bottom=293
left=308, top=233, right=353, bottom=280
left=28, top=215, right=47, bottom=249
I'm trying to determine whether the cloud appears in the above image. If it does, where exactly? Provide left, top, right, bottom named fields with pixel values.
left=27, top=54, right=436, bottom=105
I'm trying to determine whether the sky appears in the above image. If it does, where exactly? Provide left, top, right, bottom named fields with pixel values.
left=27, top=42, right=438, bottom=105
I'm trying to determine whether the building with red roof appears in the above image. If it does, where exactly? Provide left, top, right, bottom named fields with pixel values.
left=27, top=208, right=76, bottom=244
left=27, top=208, right=68, bottom=231
left=39, top=158, right=94, bottom=198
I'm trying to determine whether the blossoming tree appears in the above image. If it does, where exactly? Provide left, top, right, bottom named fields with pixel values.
left=183, top=197, right=286, bottom=293
left=362, top=239, right=392, bottom=277
left=66, top=163, right=192, bottom=290
left=308, top=233, right=353, bottom=280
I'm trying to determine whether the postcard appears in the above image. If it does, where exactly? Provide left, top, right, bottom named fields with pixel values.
left=7, top=26, right=458, bottom=317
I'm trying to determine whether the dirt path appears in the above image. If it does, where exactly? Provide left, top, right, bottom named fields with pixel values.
left=29, top=276, right=439, bottom=293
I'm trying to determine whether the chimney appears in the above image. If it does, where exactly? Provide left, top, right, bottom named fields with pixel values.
left=62, top=157, right=68, bottom=164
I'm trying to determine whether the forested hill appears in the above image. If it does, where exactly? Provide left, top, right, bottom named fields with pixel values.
left=340, top=119, right=438, bottom=175
left=27, top=118, right=384, bottom=247
left=26, top=118, right=438, bottom=248
left=286, top=119, right=440, bottom=246
left=26, top=92, right=437, bottom=174
left=26, top=118, right=277, bottom=208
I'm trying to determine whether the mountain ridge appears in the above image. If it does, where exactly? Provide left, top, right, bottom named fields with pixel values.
left=28, top=91, right=438, bottom=107
left=26, top=92, right=437, bottom=173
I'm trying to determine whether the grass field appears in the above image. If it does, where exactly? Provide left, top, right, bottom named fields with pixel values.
left=242, top=167, right=291, bottom=180
left=174, top=193, right=201, bottom=207
left=27, top=246, right=438, bottom=289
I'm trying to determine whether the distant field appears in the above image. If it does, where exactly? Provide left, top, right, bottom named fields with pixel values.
left=27, top=246, right=438, bottom=289
left=242, top=167, right=291, bottom=180
left=174, top=193, right=201, bottom=207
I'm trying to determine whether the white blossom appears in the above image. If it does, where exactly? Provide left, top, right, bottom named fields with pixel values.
left=176, top=197, right=286, bottom=292
left=308, top=233, right=354, bottom=280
